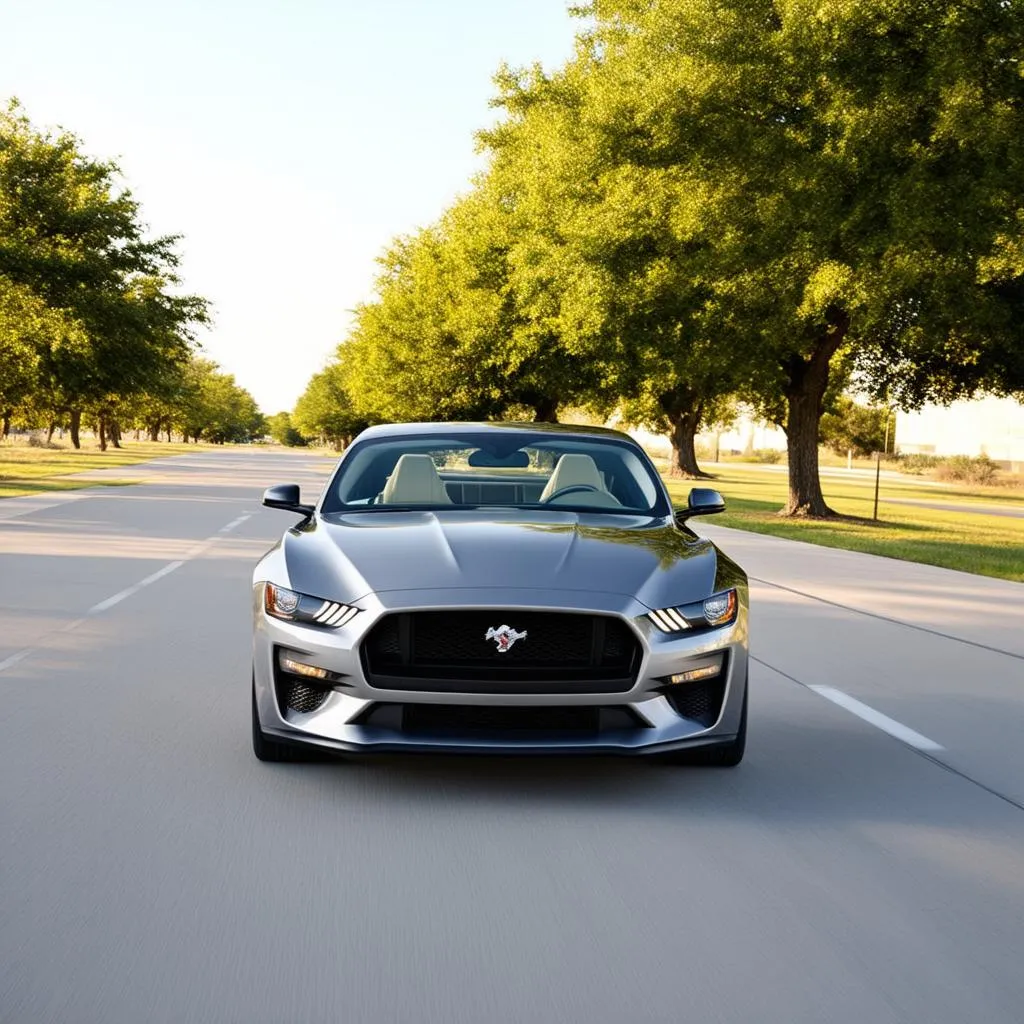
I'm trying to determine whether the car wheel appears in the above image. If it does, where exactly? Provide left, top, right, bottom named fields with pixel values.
left=252, top=679, right=311, bottom=763
left=659, top=675, right=747, bottom=767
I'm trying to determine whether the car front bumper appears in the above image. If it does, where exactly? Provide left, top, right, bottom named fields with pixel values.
left=252, top=585, right=748, bottom=756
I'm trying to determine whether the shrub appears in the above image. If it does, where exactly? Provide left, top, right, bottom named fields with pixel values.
left=736, top=448, right=784, bottom=464
left=934, top=454, right=999, bottom=486
left=894, top=453, right=943, bottom=475
left=25, top=434, right=62, bottom=450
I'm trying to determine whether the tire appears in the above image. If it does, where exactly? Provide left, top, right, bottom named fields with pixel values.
left=658, top=676, right=747, bottom=767
left=252, top=681, right=313, bottom=763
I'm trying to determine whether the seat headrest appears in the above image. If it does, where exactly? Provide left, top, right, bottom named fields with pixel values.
left=381, top=454, right=452, bottom=505
left=539, top=453, right=605, bottom=501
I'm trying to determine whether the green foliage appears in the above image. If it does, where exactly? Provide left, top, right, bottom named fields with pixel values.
left=337, top=184, right=592, bottom=426
left=819, top=397, right=889, bottom=459
left=170, top=358, right=263, bottom=443
left=289, top=1, right=1024, bottom=515
left=485, top=0, right=1024, bottom=513
left=292, top=365, right=370, bottom=449
left=892, top=453, right=943, bottom=475
left=266, top=411, right=307, bottom=447
left=0, top=101, right=263, bottom=447
left=0, top=276, right=62, bottom=412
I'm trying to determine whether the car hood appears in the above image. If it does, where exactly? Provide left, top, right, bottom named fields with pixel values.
left=277, top=509, right=724, bottom=610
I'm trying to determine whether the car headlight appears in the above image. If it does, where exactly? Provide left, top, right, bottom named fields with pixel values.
left=265, top=582, right=359, bottom=628
left=647, top=588, right=738, bottom=634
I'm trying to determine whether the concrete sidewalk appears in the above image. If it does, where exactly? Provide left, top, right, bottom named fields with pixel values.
left=699, top=522, right=1024, bottom=658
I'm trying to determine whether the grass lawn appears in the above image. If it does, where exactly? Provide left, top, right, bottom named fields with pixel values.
left=663, top=467, right=1024, bottom=583
left=0, top=439, right=206, bottom=499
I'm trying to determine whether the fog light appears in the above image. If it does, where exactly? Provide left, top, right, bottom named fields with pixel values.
left=278, top=649, right=332, bottom=680
left=668, top=665, right=719, bottom=685
left=666, top=653, right=724, bottom=685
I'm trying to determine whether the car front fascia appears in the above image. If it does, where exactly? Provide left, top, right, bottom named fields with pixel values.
left=252, top=582, right=748, bottom=756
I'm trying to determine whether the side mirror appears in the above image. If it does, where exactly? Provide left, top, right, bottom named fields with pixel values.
left=262, top=483, right=315, bottom=517
left=674, top=487, right=726, bottom=526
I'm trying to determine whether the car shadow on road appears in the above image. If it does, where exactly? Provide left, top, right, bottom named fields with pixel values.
left=277, top=678, right=1024, bottom=844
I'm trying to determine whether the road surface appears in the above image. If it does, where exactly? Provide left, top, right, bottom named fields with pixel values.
left=2, top=449, right=1023, bottom=1024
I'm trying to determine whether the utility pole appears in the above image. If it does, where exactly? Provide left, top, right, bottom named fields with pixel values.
left=873, top=450, right=882, bottom=521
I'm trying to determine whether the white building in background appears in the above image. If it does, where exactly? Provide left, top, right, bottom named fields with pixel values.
left=701, top=413, right=787, bottom=456
left=896, top=396, right=1024, bottom=470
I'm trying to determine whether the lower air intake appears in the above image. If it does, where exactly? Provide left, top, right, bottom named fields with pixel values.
left=666, top=679, right=726, bottom=727
left=284, top=680, right=330, bottom=714
left=352, top=702, right=649, bottom=738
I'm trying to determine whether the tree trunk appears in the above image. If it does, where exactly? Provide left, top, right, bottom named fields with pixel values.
left=659, top=386, right=710, bottom=479
left=165, top=427, right=172, bottom=443
left=110, top=419, right=121, bottom=448
left=1, top=410, right=10, bottom=438
left=46, top=421, right=55, bottom=444
left=666, top=408, right=710, bottom=478
left=134, top=429, right=141, bottom=441
left=781, top=318, right=847, bottom=517
left=70, top=410, right=82, bottom=450
left=532, top=397, right=559, bottom=423
left=148, top=419, right=161, bottom=442
left=98, top=412, right=107, bottom=452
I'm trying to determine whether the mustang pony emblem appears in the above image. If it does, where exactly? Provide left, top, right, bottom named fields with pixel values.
left=485, top=624, right=528, bottom=653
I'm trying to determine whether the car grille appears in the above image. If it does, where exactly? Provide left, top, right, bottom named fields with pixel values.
left=665, top=679, right=726, bottom=727
left=353, top=702, right=649, bottom=738
left=361, top=610, right=641, bottom=694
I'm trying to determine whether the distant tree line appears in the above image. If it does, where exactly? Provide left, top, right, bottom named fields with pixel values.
left=291, top=0, right=1024, bottom=517
left=0, top=102, right=263, bottom=449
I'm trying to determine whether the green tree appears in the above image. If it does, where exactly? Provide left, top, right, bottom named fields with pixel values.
left=169, top=358, right=262, bottom=443
left=338, top=182, right=595, bottom=426
left=819, top=397, right=889, bottom=459
left=266, top=411, right=306, bottom=447
left=0, top=101, right=207, bottom=447
left=0, top=277, right=48, bottom=435
left=292, top=364, right=369, bottom=449
left=491, top=0, right=1024, bottom=514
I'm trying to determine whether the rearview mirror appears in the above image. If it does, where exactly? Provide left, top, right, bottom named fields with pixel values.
left=262, top=483, right=315, bottom=517
left=467, top=449, right=530, bottom=468
left=674, top=487, right=726, bottom=526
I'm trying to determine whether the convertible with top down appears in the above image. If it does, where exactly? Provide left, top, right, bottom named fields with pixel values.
left=252, top=422, right=749, bottom=764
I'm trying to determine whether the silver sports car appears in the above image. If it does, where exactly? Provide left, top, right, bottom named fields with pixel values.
left=252, top=422, right=748, bottom=765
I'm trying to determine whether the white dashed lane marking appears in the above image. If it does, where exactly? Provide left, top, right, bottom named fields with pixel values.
left=0, top=511, right=254, bottom=675
left=88, top=561, right=186, bottom=614
left=808, top=684, right=944, bottom=752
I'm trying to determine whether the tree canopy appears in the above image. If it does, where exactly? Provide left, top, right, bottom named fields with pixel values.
left=0, top=101, right=262, bottom=447
left=297, top=1, right=1024, bottom=516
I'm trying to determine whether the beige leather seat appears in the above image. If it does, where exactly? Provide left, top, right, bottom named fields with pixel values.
left=538, top=454, right=620, bottom=506
left=381, top=454, right=452, bottom=504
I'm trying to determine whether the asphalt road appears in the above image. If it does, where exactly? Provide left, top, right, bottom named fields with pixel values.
left=2, top=449, right=1024, bottom=1024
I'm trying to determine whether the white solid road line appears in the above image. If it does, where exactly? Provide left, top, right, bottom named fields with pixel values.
left=0, top=511, right=254, bottom=675
left=809, top=685, right=944, bottom=752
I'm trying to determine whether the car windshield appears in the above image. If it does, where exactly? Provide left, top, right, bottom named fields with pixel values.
left=320, top=429, right=669, bottom=516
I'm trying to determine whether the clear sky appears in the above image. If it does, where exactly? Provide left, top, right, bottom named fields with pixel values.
left=2, top=0, right=580, bottom=412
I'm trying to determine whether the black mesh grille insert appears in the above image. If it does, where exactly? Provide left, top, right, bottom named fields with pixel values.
left=361, top=610, right=640, bottom=694
left=665, top=679, right=726, bottom=727
left=284, top=680, right=330, bottom=714
left=353, top=702, right=650, bottom=738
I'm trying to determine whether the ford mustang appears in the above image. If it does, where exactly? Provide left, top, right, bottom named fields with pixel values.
left=252, top=422, right=748, bottom=764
